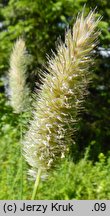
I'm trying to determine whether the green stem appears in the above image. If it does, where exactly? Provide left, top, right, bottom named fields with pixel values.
left=11, top=157, right=22, bottom=199
left=31, top=169, right=41, bottom=200
left=20, top=114, right=23, bottom=200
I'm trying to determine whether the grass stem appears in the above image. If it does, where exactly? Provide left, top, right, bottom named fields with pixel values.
left=31, top=169, right=41, bottom=200
left=20, top=115, right=23, bottom=200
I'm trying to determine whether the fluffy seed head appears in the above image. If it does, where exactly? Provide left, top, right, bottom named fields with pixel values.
left=23, top=10, right=100, bottom=178
left=9, top=38, right=30, bottom=113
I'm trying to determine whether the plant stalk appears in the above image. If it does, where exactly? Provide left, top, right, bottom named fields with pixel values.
left=31, top=169, right=41, bottom=200
left=20, top=114, right=23, bottom=200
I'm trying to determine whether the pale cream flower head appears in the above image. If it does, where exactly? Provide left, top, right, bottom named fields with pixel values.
left=9, top=38, right=30, bottom=113
left=23, top=10, right=101, bottom=178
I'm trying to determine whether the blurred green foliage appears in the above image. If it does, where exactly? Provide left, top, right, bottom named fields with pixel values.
left=0, top=92, right=32, bottom=199
left=36, top=153, right=110, bottom=199
left=76, top=51, right=110, bottom=161
left=0, top=0, right=110, bottom=199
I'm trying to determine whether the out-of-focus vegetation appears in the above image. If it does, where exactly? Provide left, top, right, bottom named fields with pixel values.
left=36, top=153, right=110, bottom=200
left=0, top=0, right=110, bottom=199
